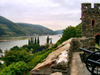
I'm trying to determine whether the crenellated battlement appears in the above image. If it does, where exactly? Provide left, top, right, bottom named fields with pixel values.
left=81, top=3, right=100, bottom=16
left=82, top=3, right=100, bottom=10
left=81, top=3, right=100, bottom=17
left=82, top=3, right=91, bottom=9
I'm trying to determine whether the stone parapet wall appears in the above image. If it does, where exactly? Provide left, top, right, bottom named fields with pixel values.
left=30, top=37, right=95, bottom=75
left=70, top=37, right=95, bottom=52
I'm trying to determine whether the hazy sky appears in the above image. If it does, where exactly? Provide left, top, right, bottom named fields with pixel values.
left=0, top=0, right=100, bottom=30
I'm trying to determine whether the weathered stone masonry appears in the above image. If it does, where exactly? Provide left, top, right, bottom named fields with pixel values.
left=81, top=3, right=100, bottom=37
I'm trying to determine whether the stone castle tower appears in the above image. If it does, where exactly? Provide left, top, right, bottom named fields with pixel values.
left=81, top=3, right=100, bottom=45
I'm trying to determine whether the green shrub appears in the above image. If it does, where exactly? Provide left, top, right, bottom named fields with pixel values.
left=0, top=61, right=28, bottom=75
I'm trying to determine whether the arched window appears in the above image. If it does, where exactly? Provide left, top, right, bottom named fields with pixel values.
left=91, top=19, right=96, bottom=27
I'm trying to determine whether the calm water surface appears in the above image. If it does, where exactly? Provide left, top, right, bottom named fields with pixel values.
left=0, top=34, right=62, bottom=51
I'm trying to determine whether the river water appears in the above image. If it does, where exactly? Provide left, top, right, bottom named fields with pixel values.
left=0, top=34, right=62, bottom=51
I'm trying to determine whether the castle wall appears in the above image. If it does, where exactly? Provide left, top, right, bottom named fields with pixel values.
left=81, top=3, right=100, bottom=37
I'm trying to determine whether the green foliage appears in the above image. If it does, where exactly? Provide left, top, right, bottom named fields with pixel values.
left=62, top=26, right=76, bottom=42
left=0, top=61, right=28, bottom=75
left=52, top=41, right=60, bottom=49
left=10, top=46, right=20, bottom=51
left=20, top=45, right=29, bottom=51
left=37, top=37, right=40, bottom=44
left=0, top=16, right=25, bottom=36
left=28, top=49, right=54, bottom=69
left=16, top=23, right=55, bottom=35
left=75, top=23, right=82, bottom=37
left=31, top=38, right=34, bottom=45
left=3, top=50, right=32, bottom=66
left=0, top=55, right=3, bottom=60
left=45, top=44, right=49, bottom=49
left=0, top=27, right=6, bottom=35
left=47, top=36, right=49, bottom=44
left=0, top=63, right=7, bottom=71
left=0, top=62, right=1, bottom=67
left=95, top=43, right=100, bottom=49
left=0, top=49, right=2, bottom=53
left=27, top=37, right=41, bottom=53
left=28, top=39, right=31, bottom=45
left=30, top=48, right=34, bottom=54
left=54, top=30, right=63, bottom=34
left=35, top=37, right=36, bottom=44
left=58, top=23, right=82, bottom=44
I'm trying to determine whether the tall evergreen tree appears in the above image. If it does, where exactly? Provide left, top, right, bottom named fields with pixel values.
left=31, top=38, right=33, bottom=45
left=28, top=39, right=31, bottom=45
left=37, top=37, right=40, bottom=45
left=35, top=37, right=37, bottom=44
left=47, top=36, right=49, bottom=44
left=33, top=37, right=34, bottom=44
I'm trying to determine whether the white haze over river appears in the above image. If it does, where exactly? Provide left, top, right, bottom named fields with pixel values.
left=0, top=34, right=62, bottom=51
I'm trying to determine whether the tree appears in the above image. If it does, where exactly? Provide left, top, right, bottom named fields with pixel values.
left=31, top=38, right=33, bottom=45
left=46, top=36, right=49, bottom=44
left=75, top=23, right=82, bottom=37
left=3, top=50, right=32, bottom=66
left=37, top=37, right=40, bottom=45
left=30, top=48, right=34, bottom=54
left=0, top=61, right=28, bottom=75
left=58, top=26, right=76, bottom=43
left=28, top=39, right=31, bottom=45
left=10, top=46, right=20, bottom=51
left=0, top=49, right=2, bottom=53
left=57, top=23, right=82, bottom=44
left=35, top=37, right=37, bottom=44
left=0, top=62, right=1, bottom=67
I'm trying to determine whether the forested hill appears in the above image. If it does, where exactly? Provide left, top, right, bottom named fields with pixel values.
left=0, top=16, right=55, bottom=36
left=0, top=16, right=24, bottom=36
left=54, top=30, right=63, bottom=34
left=16, top=23, right=55, bottom=35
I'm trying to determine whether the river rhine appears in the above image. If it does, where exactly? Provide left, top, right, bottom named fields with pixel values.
left=0, top=34, right=62, bottom=51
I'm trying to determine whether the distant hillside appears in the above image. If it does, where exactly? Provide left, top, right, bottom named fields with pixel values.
left=54, top=30, right=63, bottom=34
left=16, top=23, right=55, bottom=35
left=0, top=16, right=55, bottom=36
left=0, top=16, right=25, bottom=36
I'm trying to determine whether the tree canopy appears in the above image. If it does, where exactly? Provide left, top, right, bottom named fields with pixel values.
left=3, top=50, right=32, bottom=66
left=0, top=61, right=28, bottom=75
left=57, top=23, right=82, bottom=44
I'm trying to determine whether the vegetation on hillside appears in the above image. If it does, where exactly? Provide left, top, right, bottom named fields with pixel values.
left=0, top=16, right=55, bottom=36
left=0, top=61, right=28, bottom=75
left=0, top=16, right=24, bottom=36
left=0, top=27, right=6, bottom=35
left=57, top=23, right=82, bottom=44
left=54, top=30, right=63, bottom=34
left=16, top=23, right=55, bottom=35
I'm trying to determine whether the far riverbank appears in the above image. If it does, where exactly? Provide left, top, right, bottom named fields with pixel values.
left=0, top=38, right=30, bottom=41
left=0, top=34, right=62, bottom=51
left=0, top=36, right=31, bottom=41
